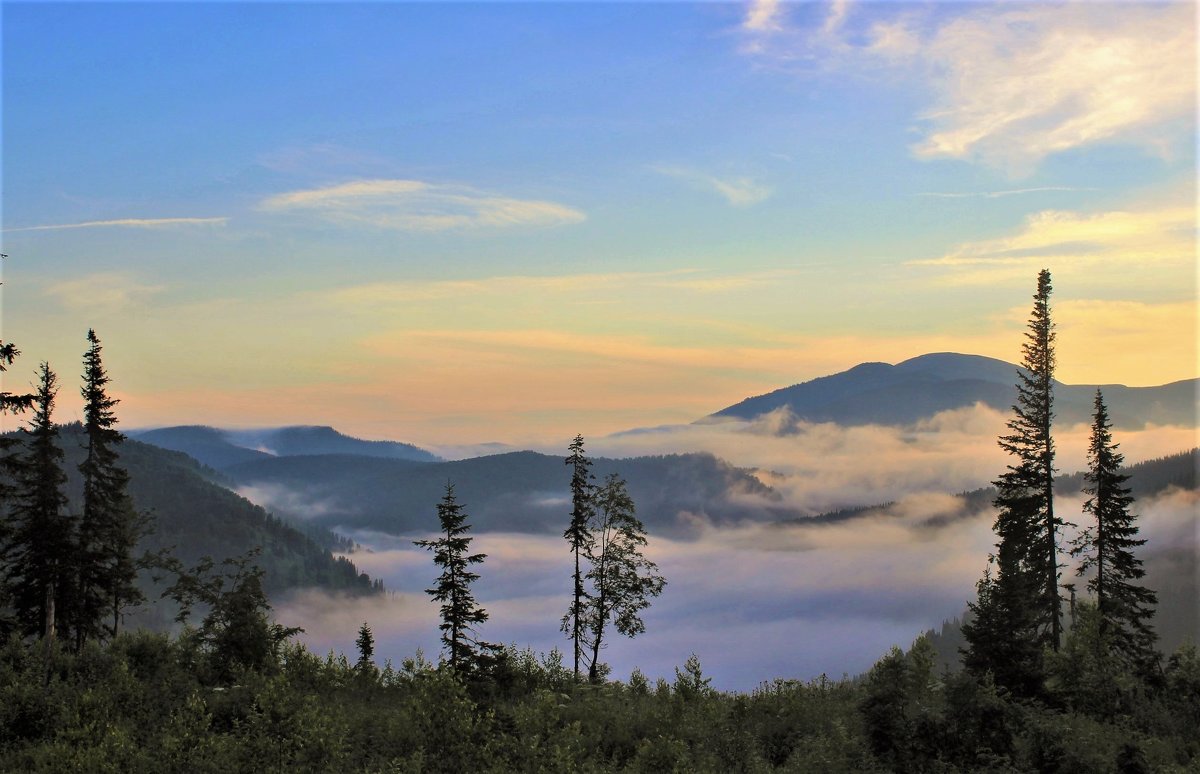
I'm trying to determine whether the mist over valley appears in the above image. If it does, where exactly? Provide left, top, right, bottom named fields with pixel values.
left=131, top=353, right=1199, bottom=689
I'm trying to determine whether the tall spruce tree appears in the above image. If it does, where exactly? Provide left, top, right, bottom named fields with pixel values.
left=562, top=433, right=594, bottom=680
left=414, top=483, right=489, bottom=673
left=3, top=363, right=70, bottom=642
left=76, top=329, right=142, bottom=644
left=582, top=473, right=665, bottom=683
left=964, top=269, right=1063, bottom=695
left=0, top=342, right=36, bottom=518
left=1, top=340, right=36, bottom=490
left=355, top=621, right=376, bottom=674
left=1072, top=389, right=1157, bottom=673
left=0, top=341, right=35, bottom=635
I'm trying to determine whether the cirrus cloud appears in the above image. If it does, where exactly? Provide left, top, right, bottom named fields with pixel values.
left=653, top=165, right=773, bottom=207
left=259, top=178, right=586, bottom=231
left=907, top=201, right=1195, bottom=285
left=740, top=1, right=1196, bottom=175
left=1, top=216, right=228, bottom=233
left=43, top=272, right=166, bottom=314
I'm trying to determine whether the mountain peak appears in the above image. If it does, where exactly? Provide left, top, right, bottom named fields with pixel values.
left=710, top=352, right=1196, bottom=429
left=893, top=352, right=1020, bottom=384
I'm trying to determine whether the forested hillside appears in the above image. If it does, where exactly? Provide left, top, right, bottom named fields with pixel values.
left=223, top=449, right=779, bottom=534
left=4, top=425, right=380, bottom=608
left=133, top=424, right=439, bottom=469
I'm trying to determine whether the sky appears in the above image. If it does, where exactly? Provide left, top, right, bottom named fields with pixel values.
left=2, top=0, right=1196, bottom=447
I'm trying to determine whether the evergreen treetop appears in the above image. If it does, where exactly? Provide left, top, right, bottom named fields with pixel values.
left=965, top=269, right=1065, bottom=696
left=3, top=363, right=70, bottom=641
left=76, top=329, right=143, bottom=644
left=1072, top=389, right=1157, bottom=674
left=415, top=482, right=489, bottom=673
left=562, top=433, right=595, bottom=680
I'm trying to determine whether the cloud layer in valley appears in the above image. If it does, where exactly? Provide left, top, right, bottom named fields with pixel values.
left=269, top=401, right=1195, bottom=690
left=582, top=404, right=1198, bottom=517
left=278, top=483, right=1196, bottom=691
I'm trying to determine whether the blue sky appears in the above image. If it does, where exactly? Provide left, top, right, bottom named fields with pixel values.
left=2, top=1, right=1195, bottom=444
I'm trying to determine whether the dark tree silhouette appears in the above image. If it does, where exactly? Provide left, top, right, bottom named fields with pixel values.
left=583, top=473, right=665, bottom=683
left=356, top=621, right=376, bottom=674
left=964, top=269, right=1063, bottom=695
left=415, top=483, right=489, bottom=673
left=0, top=341, right=36, bottom=632
left=161, top=549, right=301, bottom=680
left=562, top=433, right=594, bottom=680
left=1072, top=389, right=1158, bottom=674
left=3, top=363, right=70, bottom=643
left=75, top=329, right=143, bottom=645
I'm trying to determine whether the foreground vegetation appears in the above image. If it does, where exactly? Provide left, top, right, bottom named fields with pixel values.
left=0, top=625, right=1197, bottom=773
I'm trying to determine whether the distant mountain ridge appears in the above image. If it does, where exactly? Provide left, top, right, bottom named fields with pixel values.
left=222, top=449, right=780, bottom=535
left=132, top=424, right=440, bottom=470
left=711, top=353, right=1197, bottom=429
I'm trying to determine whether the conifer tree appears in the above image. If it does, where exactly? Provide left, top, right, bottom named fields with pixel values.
left=415, top=483, right=489, bottom=673
left=162, top=549, right=301, bottom=679
left=3, top=363, right=70, bottom=641
left=962, top=560, right=1042, bottom=697
left=964, top=269, right=1063, bottom=694
left=0, top=340, right=36, bottom=494
left=0, top=342, right=35, bottom=527
left=582, top=473, right=665, bottom=683
left=1072, top=389, right=1157, bottom=673
left=0, top=341, right=35, bottom=634
left=75, top=329, right=143, bottom=644
left=356, top=621, right=376, bottom=674
left=562, top=433, right=594, bottom=680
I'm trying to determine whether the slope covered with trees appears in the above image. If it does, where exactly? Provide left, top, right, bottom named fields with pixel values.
left=223, top=449, right=779, bottom=534
left=0, top=423, right=382, bottom=610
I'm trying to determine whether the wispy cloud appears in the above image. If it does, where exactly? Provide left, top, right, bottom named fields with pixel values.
left=908, top=202, right=1194, bottom=280
left=330, top=270, right=687, bottom=305
left=43, top=272, right=165, bottom=313
left=330, top=268, right=792, bottom=306
left=259, top=178, right=585, bottom=231
left=654, top=166, right=772, bottom=207
left=918, top=187, right=1096, bottom=200
left=739, top=2, right=1196, bottom=174
left=821, top=0, right=849, bottom=37
left=902, top=4, right=1195, bottom=174
left=2, top=217, right=228, bottom=233
left=742, top=0, right=783, bottom=33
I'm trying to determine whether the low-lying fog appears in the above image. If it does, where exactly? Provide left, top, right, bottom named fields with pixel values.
left=271, top=405, right=1196, bottom=691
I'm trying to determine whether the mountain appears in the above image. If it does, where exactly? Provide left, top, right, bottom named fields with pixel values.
left=133, top=425, right=276, bottom=470
left=6, top=425, right=380, bottom=620
left=711, top=352, right=1198, bottom=429
left=132, top=424, right=439, bottom=469
left=224, top=450, right=782, bottom=535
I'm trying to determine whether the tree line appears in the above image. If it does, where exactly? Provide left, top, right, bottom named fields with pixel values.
left=0, top=331, right=145, bottom=652
left=961, top=269, right=1162, bottom=703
